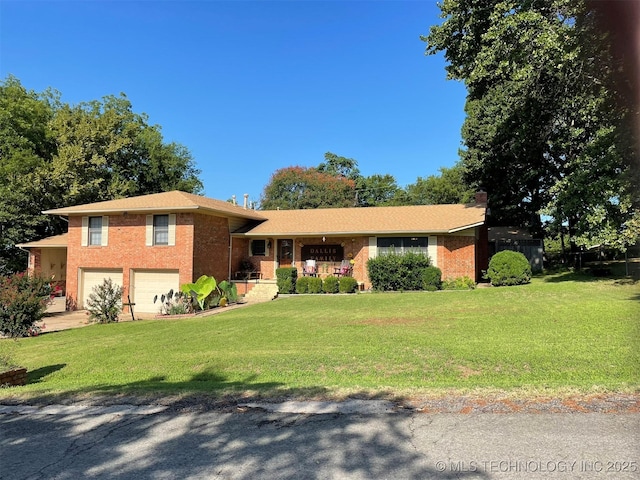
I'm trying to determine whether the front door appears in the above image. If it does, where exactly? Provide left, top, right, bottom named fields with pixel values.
left=278, top=239, right=293, bottom=268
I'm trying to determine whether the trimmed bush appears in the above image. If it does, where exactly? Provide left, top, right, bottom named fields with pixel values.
left=307, top=277, right=323, bottom=294
left=296, top=276, right=310, bottom=294
left=323, top=275, right=340, bottom=294
left=339, top=276, right=358, bottom=293
left=0, top=273, right=52, bottom=337
left=441, top=276, right=476, bottom=290
left=367, top=252, right=431, bottom=291
left=86, top=278, right=123, bottom=323
left=486, top=250, right=532, bottom=286
left=422, top=266, right=442, bottom=291
left=276, top=267, right=297, bottom=294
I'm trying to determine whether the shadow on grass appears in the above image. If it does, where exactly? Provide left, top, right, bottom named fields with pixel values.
left=1, top=367, right=486, bottom=480
left=26, top=364, right=66, bottom=384
left=542, top=271, right=602, bottom=283
left=10, top=366, right=406, bottom=409
left=542, top=269, right=639, bottom=284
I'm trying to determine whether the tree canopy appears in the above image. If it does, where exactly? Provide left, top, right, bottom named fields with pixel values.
left=260, top=164, right=356, bottom=210
left=403, top=164, right=475, bottom=205
left=0, top=76, right=202, bottom=272
left=423, top=0, right=639, bottom=250
left=260, top=151, right=476, bottom=210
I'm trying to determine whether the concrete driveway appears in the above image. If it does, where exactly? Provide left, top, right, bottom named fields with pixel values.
left=39, top=297, right=91, bottom=333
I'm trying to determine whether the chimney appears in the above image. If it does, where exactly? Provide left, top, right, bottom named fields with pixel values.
left=243, top=193, right=249, bottom=209
left=231, top=195, right=236, bottom=206
left=475, top=189, right=487, bottom=205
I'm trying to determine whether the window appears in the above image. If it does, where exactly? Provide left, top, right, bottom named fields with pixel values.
left=145, top=214, right=175, bottom=246
left=88, top=217, right=102, bottom=246
left=153, top=215, right=169, bottom=245
left=377, top=237, right=428, bottom=256
left=251, top=239, right=267, bottom=256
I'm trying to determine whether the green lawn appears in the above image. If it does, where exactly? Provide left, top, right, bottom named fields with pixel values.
left=1, top=272, right=638, bottom=401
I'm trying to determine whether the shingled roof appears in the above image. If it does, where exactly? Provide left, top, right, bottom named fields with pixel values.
left=37, top=192, right=485, bottom=241
left=17, top=233, right=69, bottom=248
left=236, top=203, right=486, bottom=236
left=43, top=190, right=266, bottom=220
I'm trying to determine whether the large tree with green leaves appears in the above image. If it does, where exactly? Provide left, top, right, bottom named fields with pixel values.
left=423, top=0, right=639, bottom=250
left=0, top=77, right=58, bottom=272
left=0, top=76, right=203, bottom=272
left=403, top=164, right=475, bottom=205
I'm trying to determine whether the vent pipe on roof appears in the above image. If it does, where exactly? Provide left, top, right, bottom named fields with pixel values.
left=231, top=195, right=236, bottom=206
left=243, top=193, right=249, bottom=209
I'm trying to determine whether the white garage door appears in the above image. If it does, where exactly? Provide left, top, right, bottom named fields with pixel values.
left=81, top=269, right=124, bottom=310
left=131, top=270, right=180, bottom=314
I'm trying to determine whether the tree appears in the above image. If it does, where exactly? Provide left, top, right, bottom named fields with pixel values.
left=49, top=93, right=202, bottom=205
left=355, top=174, right=402, bottom=207
left=423, top=0, right=639, bottom=249
left=260, top=166, right=356, bottom=210
left=317, top=152, right=361, bottom=180
left=0, top=76, right=204, bottom=272
left=404, top=164, right=475, bottom=205
left=0, top=76, right=58, bottom=273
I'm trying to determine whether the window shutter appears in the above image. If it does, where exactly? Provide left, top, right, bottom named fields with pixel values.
left=101, top=216, right=109, bottom=246
left=146, top=215, right=153, bottom=246
left=81, top=217, right=88, bottom=246
left=368, top=237, right=377, bottom=258
left=168, top=214, right=176, bottom=246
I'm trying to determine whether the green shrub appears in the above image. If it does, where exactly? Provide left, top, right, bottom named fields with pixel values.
left=86, top=278, right=123, bottom=323
left=296, top=276, right=310, bottom=294
left=441, top=276, right=476, bottom=290
left=308, top=277, right=323, bottom=294
left=422, top=266, right=442, bottom=291
left=367, top=252, right=431, bottom=291
left=339, top=276, right=359, bottom=293
left=323, top=275, right=339, bottom=294
left=486, top=250, right=532, bottom=286
left=276, top=268, right=297, bottom=294
left=0, top=273, right=52, bottom=337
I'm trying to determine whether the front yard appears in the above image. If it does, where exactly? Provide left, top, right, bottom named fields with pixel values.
left=1, top=272, right=638, bottom=402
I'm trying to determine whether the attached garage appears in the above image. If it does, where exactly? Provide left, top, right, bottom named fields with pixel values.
left=131, top=269, right=180, bottom=314
left=80, top=269, right=124, bottom=310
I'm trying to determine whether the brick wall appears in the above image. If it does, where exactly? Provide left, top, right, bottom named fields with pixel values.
left=293, top=236, right=371, bottom=288
left=192, top=214, right=231, bottom=282
left=236, top=238, right=277, bottom=280
left=437, top=234, right=477, bottom=280
left=0, top=368, right=27, bottom=387
left=66, top=213, right=195, bottom=309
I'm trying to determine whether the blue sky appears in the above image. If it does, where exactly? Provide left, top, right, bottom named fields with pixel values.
left=0, top=1, right=467, bottom=205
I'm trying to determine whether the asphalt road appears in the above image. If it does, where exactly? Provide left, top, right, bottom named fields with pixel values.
left=1, top=402, right=638, bottom=480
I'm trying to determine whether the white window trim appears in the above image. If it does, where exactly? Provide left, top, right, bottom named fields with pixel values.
left=146, top=214, right=176, bottom=246
left=82, top=216, right=108, bottom=246
left=81, top=217, right=88, bottom=247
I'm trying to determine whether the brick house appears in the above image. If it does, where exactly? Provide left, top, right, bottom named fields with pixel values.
left=19, top=190, right=488, bottom=313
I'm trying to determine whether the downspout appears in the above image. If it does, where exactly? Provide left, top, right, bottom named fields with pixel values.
left=228, top=235, right=233, bottom=281
left=16, top=246, right=32, bottom=272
